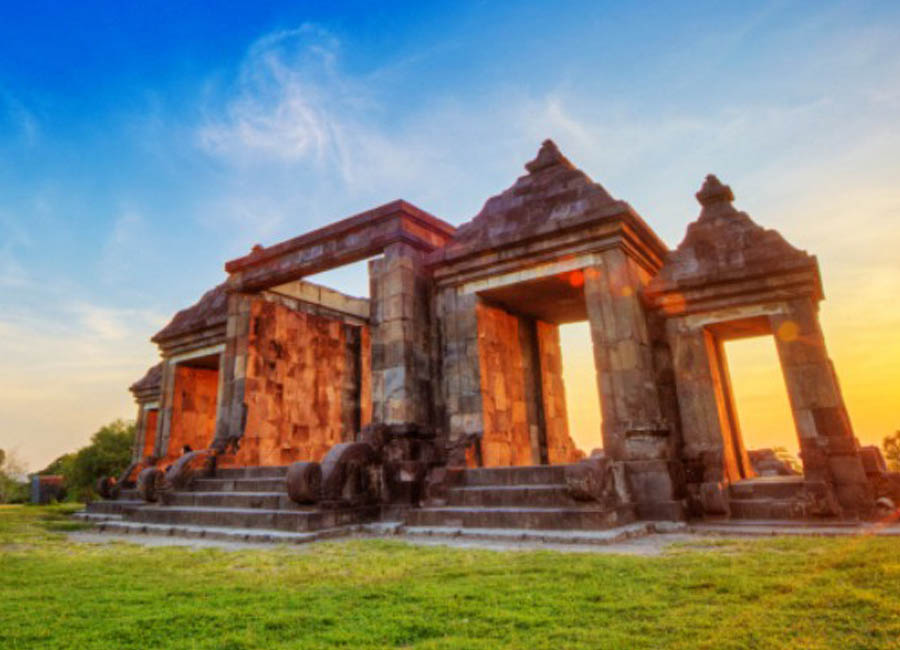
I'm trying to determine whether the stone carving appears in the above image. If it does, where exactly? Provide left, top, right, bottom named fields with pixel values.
left=95, top=476, right=115, bottom=500
left=319, top=442, right=379, bottom=506
left=285, top=462, right=322, bottom=504
left=136, top=449, right=216, bottom=504
left=564, top=455, right=631, bottom=506
left=136, top=467, right=163, bottom=502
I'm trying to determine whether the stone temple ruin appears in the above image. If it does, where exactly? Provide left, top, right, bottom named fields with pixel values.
left=86, top=141, right=900, bottom=540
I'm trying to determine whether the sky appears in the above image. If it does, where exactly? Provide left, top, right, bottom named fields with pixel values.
left=0, top=0, right=898, bottom=470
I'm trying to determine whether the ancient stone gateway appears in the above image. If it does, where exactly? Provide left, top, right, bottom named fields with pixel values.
left=88, top=140, right=899, bottom=538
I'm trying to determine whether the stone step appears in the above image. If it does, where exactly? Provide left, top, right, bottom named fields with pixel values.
left=92, top=520, right=341, bottom=544
left=406, top=505, right=635, bottom=530
left=460, top=465, right=570, bottom=487
left=191, top=477, right=286, bottom=493
left=402, top=521, right=681, bottom=546
left=214, top=466, right=290, bottom=479
left=118, top=489, right=139, bottom=500
left=729, top=477, right=806, bottom=501
left=447, top=484, right=576, bottom=507
left=84, top=500, right=145, bottom=515
left=74, top=512, right=124, bottom=523
left=691, top=521, right=899, bottom=536
left=168, top=491, right=301, bottom=510
left=728, top=499, right=807, bottom=520
left=130, top=505, right=379, bottom=532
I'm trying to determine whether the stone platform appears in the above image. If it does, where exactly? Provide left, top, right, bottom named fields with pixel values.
left=78, top=465, right=380, bottom=537
left=78, top=463, right=639, bottom=544
left=79, top=464, right=898, bottom=548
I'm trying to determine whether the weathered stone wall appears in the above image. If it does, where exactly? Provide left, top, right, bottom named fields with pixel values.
left=475, top=302, right=582, bottom=466
left=163, top=366, right=219, bottom=464
left=142, top=409, right=158, bottom=460
left=360, top=327, right=372, bottom=427
left=476, top=302, right=533, bottom=466
left=435, top=287, right=483, bottom=444
left=225, top=298, right=370, bottom=467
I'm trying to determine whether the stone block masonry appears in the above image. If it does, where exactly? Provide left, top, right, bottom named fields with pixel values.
left=115, top=140, right=892, bottom=525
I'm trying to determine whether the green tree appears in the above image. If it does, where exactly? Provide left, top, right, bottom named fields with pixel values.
left=883, top=431, right=900, bottom=471
left=38, top=452, right=76, bottom=478
left=65, top=420, right=135, bottom=501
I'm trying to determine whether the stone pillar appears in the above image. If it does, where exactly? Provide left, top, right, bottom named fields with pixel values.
left=518, top=316, right=547, bottom=465
left=212, top=292, right=253, bottom=451
left=154, top=360, right=177, bottom=459
left=132, top=404, right=147, bottom=463
left=437, top=286, right=483, bottom=445
left=669, top=326, right=751, bottom=485
left=770, top=298, right=872, bottom=513
left=369, top=242, right=432, bottom=428
left=584, top=249, right=682, bottom=518
left=584, top=250, right=665, bottom=453
left=340, top=324, right=363, bottom=440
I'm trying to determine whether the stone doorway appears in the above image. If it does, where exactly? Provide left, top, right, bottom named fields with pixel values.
left=703, top=317, right=803, bottom=483
left=161, top=351, right=221, bottom=465
left=723, top=335, right=799, bottom=473
left=474, top=270, right=594, bottom=467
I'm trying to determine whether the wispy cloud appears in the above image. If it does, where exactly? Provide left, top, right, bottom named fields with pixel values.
left=199, top=25, right=381, bottom=179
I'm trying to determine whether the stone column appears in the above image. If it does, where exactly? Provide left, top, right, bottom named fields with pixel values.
left=369, top=242, right=432, bottom=428
left=132, top=404, right=147, bottom=463
left=584, top=249, right=682, bottom=517
left=518, top=316, right=547, bottom=465
left=437, top=286, right=483, bottom=445
left=668, top=324, right=751, bottom=483
left=584, top=250, right=665, bottom=453
left=154, top=360, right=177, bottom=459
left=770, top=298, right=872, bottom=512
left=212, top=292, right=253, bottom=451
left=340, top=324, right=363, bottom=440
left=668, top=325, right=752, bottom=515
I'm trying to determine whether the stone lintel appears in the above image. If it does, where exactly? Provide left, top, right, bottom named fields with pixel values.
left=132, top=390, right=161, bottom=405
left=225, top=200, right=454, bottom=292
left=432, top=222, right=665, bottom=292
left=167, top=342, right=226, bottom=366
left=649, top=265, right=823, bottom=318
left=156, top=324, right=227, bottom=359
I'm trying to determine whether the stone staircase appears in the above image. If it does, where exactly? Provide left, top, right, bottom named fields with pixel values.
left=727, top=476, right=809, bottom=519
left=76, top=465, right=380, bottom=542
left=406, top=464, right=636, bottom=531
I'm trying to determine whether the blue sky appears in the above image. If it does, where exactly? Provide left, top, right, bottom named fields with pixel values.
left=1, top=1, right=898, bottom=470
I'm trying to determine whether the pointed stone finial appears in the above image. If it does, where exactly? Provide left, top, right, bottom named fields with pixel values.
left=525, top=139, right=573, bottom=173
left=696, top=174, right=735, bottom=206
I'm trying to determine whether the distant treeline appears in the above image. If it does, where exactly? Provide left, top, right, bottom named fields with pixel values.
left=36, top=419, right=135, bottom=502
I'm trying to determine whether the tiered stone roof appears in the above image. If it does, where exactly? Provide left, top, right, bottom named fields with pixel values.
left=152, top=283, right=228, bottom=343
left=649, top=175, right=815, bottom=293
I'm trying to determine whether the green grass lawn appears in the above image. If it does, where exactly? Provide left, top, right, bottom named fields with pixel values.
left=1, top=505, right=899, bottom=649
